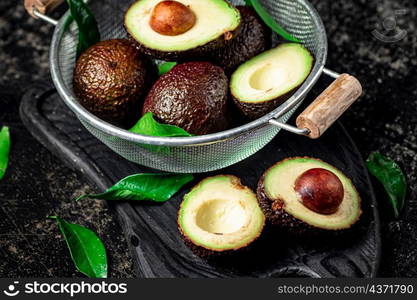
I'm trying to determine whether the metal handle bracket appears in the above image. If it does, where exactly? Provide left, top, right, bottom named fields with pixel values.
left=270, top=68, right=362, bottom=139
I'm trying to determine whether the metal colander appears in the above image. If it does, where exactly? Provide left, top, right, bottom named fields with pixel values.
left=40, top=0, right=329, bottom=173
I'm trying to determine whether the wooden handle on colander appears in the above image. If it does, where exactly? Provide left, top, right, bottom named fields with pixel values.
left=296, top=74, right=362, bottom=139
left=25, top=0, right=64, bottom=18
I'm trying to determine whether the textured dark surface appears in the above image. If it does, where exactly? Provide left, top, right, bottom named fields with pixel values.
left=20, top=86, right=380, bottom=278
left=0, top=0, right=416, bottom=277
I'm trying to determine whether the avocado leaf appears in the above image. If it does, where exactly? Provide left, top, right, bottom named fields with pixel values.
left=66, top=0, right=100, bottom=58
left=158, top=62, right=177, bottom=76
left=0, top=126, right=11, bottom=180
left=129, top=112, right=192, bottom=137
left=366, top=152, right=407, bottom=218
left=246, top=0, right=300, bottom=43
left=76, top=173, right=194, bottom=202
left=49, top=216, right=107, bottom=278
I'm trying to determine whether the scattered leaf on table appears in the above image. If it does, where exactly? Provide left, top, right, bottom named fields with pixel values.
left=0, top=126, right=11, bottom=180
left=366, top=152, right=407, bottom=218
left=50, top=216, right=107, bottom=278
left=76, top=173, right=194, bottom=202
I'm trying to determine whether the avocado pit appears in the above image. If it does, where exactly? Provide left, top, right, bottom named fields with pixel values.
left=150, top=1, right=196, bottom=36
left=294, top=168, right=344, bottom=215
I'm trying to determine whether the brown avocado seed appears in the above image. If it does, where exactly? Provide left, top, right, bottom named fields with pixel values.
left=294, top=168, right=344, bottom=215
left=149, top=1, right=196, bottom=36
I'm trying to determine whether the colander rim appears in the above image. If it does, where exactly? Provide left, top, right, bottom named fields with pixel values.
left=50, top=0, right=328, bottom=147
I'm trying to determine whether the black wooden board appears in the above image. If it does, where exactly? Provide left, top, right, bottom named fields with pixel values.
left=20, top=84, right=381, bottom=278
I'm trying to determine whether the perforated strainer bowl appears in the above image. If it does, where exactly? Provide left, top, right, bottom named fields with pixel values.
left=26, top=0, right=362, bottom=173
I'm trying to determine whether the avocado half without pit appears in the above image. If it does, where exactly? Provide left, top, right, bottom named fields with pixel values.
left=178, top=175, right=265, bottom=255
left=231, top=43, right=314, bottom=119
left=125, top=0, right=241, bottom=60
left=257, top=157, right=361, bottom=233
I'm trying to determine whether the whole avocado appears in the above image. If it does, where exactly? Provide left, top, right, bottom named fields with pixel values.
left=142, top=62, right=229, bottom=135
left=73, top=39, right=156, bottom=127
left=209, top=6, right=271, bottom=74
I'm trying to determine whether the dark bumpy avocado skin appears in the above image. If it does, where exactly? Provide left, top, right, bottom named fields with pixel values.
left=178, top=230, right=259, bottom=258
left=233, top=86, right=300, bottom=120
left=256, top=157, right=362, bottom=236
left=73, top=39, right=156, bottom=127
left=142, top=62, right=229, bottom=135
left=127, top=26, right=241, bottom=61
left=209, top=6, right=271, bottom=74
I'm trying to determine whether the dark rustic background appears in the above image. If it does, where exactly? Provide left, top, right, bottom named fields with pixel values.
left=0, top=0, right=416, bottom=277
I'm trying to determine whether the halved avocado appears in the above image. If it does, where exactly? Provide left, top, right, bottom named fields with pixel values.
left=231, top=43, right=314, bottom=119
left=178, top=175, right=265, bottom=256
left=125, top=0, right=241, bottom=60
left=257, top=157, right=361, bottom=234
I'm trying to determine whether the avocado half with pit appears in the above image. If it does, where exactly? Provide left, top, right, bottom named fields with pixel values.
left=231, top=43, right=314, bottom=119
left=178, top=175, right=265, bottom=255
left=257, top=157, right=361, bottom=234
left=125, top=0, right=241, bottom=60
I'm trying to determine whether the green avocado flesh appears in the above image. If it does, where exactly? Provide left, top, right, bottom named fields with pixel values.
left=262, top=158, right=361, bottom=230
left=178, top=175, right=265, bottom=252
left=125, top=0, right=241, bottom=53
left=230, top=43, right=313, bottom=118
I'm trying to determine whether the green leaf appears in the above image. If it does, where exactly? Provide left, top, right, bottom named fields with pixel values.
left=66, top=0, right=100, bottom=58
left=50, top=216, right=107, bottom=278
left=244, top=0, right=253, bottom=7
left=76, top=173, right=194, bottom=202
left=248, top=0, right=300, bottom=43
left=158, top=62, right=177, bottom=76
left=0, top=126, right=11, bottom=180
left=129, top=112, right=192, bottom=137
left=63, top=15, right=74, bottom=33
left=366, top=152, right=407, bottom=218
